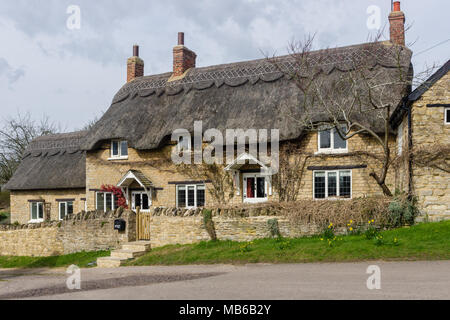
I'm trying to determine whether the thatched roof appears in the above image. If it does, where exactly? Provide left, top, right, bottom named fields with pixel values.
left=82, top=41, right=412, bottom=151
left=4, top=131, right=86, bottom=191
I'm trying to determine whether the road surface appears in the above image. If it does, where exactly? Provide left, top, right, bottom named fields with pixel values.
left=0, top=260, right=449, bottom=300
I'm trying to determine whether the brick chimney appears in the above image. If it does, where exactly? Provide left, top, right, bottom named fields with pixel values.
left=172, top=32, right=197, bottom=77
left=127, top=45, right=144, bottom=82
left=389, top=1, right=405, bottom=46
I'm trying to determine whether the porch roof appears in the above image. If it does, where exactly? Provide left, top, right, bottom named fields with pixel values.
left=117, top=170, right=153, bottom=189
left=224, top=153, right=269, bottom=171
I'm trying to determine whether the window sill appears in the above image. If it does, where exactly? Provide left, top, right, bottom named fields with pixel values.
left=314, top=197, right=352, bottom=201
left=28, top=219, right=44, bottom=224
left=315, top=149, right=348, bottom=155
left=108, top=156, right=129, bottom=161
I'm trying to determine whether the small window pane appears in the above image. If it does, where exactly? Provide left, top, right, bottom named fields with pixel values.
left=319, top=130, right=331, bottom=149
left=314, top=172, right=326, bottom=199
left=256, top=177, right=265, bottom=198
left=327, top=172, right=337, bottom=197
left=177, top=186, right=186, bottom=208
left=67, top=202, right=73, bottom=215
left=38, top=203, right=44, bottom=219
left=31, top=203, right=37, bottom=220
left=120, top=141, right=128, bottom=156
left=187, top=186, right=195, bottom=207
left=96, top=193, right=105, bottom=211
left=105, top=193, right=113, bottom=212
left=142, top=193, right=149, bottom=210
left=197, top=185, right=205, bottom=207
left=333, top=129, right=347, bottom=149
left=112, top=141, right=119, bottom=156
left=339, top=171, right=351, bottom=198
left=60, top=202, right=66, bottom=220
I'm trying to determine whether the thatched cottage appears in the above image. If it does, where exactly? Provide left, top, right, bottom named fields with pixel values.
left=5, top=2, right=449, bottom=224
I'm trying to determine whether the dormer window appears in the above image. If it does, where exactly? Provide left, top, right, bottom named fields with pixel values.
left=317, top=126, right=348, bottom=153
left=110, top=140, right=128, bottom=159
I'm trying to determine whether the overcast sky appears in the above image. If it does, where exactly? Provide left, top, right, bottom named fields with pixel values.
left=0, top=0, right=449, bottom=131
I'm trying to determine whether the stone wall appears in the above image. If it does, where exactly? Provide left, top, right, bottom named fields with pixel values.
left=410, top=73, right=449, bottom=219
left=0, top=209, right=136, bottom=257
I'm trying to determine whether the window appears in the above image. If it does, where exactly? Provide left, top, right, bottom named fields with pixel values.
left=132, top=192, right=151, bottom=211
left=314, top=170, right=352, bottom=199
left=397, top=121, right=403, bottom=155
left=30, top=202, right=44, bottom=222
left=110, top=140, right=128, bottom=159
left=176, top=184, right=205, bottom=208
left=243, top=174, right=267, bottom=203
left=96, top=192, right=115, bottom=212
left=318, top=126, right=347, bottom=153
left=59, top=201, right=73, bottom=220
left=446, top=108, right=450, bottom=124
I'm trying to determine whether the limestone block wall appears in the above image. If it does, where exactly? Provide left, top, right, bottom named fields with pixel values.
left=410, top=73, right=449, bottom=219
left=0, top=209, right=136, bottom=257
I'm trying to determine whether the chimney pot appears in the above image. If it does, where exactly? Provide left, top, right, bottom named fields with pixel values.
left=393, top=1, right=401, bottom=12
left=133, top=44, right=139, bottom=57
left=178, top=32, right=185, bottom=46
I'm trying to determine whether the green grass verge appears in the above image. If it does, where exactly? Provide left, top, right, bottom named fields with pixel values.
left=0, top=251, right=110, bottom=269
left=127, top=221, right=450, bottom=266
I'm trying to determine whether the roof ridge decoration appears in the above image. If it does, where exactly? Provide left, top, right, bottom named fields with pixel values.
left=112, top=42, right=409, bottom=104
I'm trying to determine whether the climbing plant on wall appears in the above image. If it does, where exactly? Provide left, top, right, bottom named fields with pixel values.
left=100, top=185, right=128, bottom=209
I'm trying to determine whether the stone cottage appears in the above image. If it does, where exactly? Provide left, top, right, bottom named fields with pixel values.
left=4, top=2, right=449, bottom=224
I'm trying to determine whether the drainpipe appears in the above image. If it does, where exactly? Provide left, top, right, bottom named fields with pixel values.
left=400, top=98, right=413, bottom=196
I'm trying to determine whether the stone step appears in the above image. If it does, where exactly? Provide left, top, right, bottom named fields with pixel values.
left=122, top=241, right=151, bottom=252
left=96, top=257, right=126, bottom=268
left=111, top=249, right=146, bottom=259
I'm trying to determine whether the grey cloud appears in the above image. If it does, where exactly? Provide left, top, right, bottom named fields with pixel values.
left=0, top=58, right=25, bottom=84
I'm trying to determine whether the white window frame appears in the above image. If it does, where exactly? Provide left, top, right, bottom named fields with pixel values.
left=316, top=126, right=348, bottom=154
left=95, top=192, right=115, bottom=212
left=109, top=140, right=128, bottom=160
left=131, top=191, right=152, bottom=212
left=445, top=107, right=450, bottom=125
left=242, top=173, right=268, bottom=203
left=29, top=202, right=44, bottom=223
left=176, top=184, right=206, bottom=208
left=58, top=201, right=74, bottom=220
left=313, top=170, right=352, bottom=200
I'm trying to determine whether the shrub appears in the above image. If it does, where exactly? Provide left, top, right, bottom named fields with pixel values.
left=202, top=209, right=217, bottom=241
left=388, top=193, right=419, bottom=227
left=0, top=212, right=8, bottom=222
left=267, top=218, right=281, bottom=238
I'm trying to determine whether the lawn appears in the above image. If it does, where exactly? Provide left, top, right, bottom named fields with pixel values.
left=127, top=220, right=450, bottom=266
left=0, top=251, right=110, bottom=269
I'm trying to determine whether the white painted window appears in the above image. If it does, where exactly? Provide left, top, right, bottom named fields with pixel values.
left=397, top=121, right=403, bottom=155
left=131, top=191, right=151, bottom=211
left=95, top=192, right=115, bottom=212
left=59, top=201, right=74, bottom=220
left=243, top=173, right=268, bottom=203
left=317, top=126, right=348, bottom=153
left=30, top=202, right=44, bottom=223
left=314, top=170, right=352, bottom=199
left=110, top=140, right=128, bottom=159
left=445, top=107, right=450, bottom=124
left=176, top=184, right=205, bottom=208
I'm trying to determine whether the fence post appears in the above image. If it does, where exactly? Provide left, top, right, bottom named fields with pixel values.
left=136, top=206, right=141, bottom=240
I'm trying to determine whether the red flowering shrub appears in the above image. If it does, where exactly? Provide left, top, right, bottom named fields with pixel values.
left=100, top=185, right=128, bottom=209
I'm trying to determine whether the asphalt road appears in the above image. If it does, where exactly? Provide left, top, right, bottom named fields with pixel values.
left=0, top=260, right=449, bottom=300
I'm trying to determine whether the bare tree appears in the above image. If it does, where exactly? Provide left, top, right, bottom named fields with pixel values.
left=268, top=33, right=437, bottom=196
left=0, top=112, right=60, bottom=184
